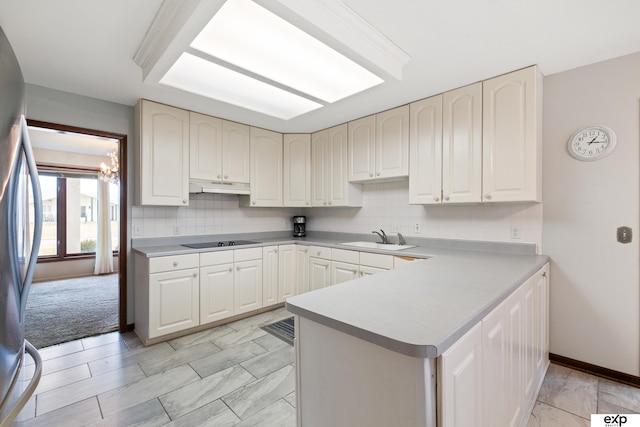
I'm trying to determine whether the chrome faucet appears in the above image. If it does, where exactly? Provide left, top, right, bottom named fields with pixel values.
left=397, top=232, right=406, bottom=245
left=372, top=229, right=388, bottom=244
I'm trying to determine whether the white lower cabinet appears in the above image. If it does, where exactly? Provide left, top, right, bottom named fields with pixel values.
left=278, top=244, right=307, bottom=301
left=440, top=263, right=549, bottom=427
left=294, top=245, right=310, bottom=295
left=263, top=246, right=279, bottom=307
left=331, top=261, right=360, bottom=285
left=234, top=249, right=263, bottom=315
left=199, top=260, right=234, bottom=325
left=309, top=258, right=331, bottom=291
left=438, top=323, right=483, bottom=427
left=135, top=253, right=200, bottom=341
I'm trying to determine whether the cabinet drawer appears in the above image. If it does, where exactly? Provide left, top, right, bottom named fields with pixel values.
left=234, top=247, right=263, bottom=262
left=149, top=254, right=199, bottom=274
left=360, top=252, right=393, bottom=269
left=309, top=245, right=331, bottom=260
left=200, top=250, right=234, bottom=267
left=332, top=248, right=359, bottom=264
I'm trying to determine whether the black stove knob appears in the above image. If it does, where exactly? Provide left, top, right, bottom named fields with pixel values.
left=229, top=241, right=236, bottom=246
left=217, top=242, right=224, bottom=247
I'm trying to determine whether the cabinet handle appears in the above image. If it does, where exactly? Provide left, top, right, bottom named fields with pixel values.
left=217, top=174, right=221, bottom=179
left=434, top=196, right=440, bottom=202
left=252, top=201, right=256, bottom=205
left=328, top=201, right=332, bottom=205
left=173, top=261, right=178, bottom=267
left=317, top=251, right=321, bottom=256
left=306, top=202, right=309, bottom=205
left=484, top=194, right=492, bottom=200
left=224, top=175, right=228, bottom=179
left=542, top=272, right=547, bottom=277
left=323, top=202, right=327, bottom=206
left=369, top=173, right=373, bottom=177
left=237, top=266, right=240, bottom=271
left=376, top=172, right=380, bottom=176
left=193, top=273, right=197, bottom=278
left=182, top=200, right=187, bottom=204
left=228, top=267, right=233, bottom=272
left=444, top=196, right=450, bottom=201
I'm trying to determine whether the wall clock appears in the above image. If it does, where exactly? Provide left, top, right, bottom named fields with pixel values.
left=567, top=125, right=617, bottom=161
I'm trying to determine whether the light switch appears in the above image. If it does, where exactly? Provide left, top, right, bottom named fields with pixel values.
left=617, top=226, right=632, bottom=244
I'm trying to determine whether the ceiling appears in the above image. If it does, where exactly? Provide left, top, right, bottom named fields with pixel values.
left=1, top=0, right=639, bottom=134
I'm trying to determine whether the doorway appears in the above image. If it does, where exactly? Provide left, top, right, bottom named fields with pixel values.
left=26, top=119, right=128, bottom=344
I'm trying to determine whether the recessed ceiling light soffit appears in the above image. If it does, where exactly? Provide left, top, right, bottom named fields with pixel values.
left=135, top=0, right=410, bottom=120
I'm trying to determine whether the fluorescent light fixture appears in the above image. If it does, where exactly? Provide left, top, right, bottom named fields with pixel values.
left=190, top=0, right=383, bottom=104
left=160, top=53, right=322, bottom=120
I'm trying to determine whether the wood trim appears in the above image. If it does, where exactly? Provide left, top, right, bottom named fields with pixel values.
left=27, top=119, right=129, bottom=333
left=550, top=353, right=640, bottom=388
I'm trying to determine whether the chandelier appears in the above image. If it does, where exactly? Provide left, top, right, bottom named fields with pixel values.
left=99, top=149, right=119, bottom=184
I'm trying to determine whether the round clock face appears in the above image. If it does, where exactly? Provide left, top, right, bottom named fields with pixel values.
left=567, top=125, right=617, bottom=161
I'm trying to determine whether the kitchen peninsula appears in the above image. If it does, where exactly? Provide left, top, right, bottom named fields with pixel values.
left=285, top=237, right=549, bottom=427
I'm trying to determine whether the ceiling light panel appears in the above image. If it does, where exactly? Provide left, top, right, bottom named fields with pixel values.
left=160, top=53, right=322, bottom=120
left=190, top=0, right=384, bottom=103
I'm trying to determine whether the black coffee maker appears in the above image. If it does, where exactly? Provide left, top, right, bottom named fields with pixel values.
left=292, top=216, right=306, bottom=237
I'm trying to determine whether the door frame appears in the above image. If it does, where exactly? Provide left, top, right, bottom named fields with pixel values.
left=27, top=119, right=129, bottom=332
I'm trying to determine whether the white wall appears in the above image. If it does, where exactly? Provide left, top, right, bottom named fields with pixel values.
left=542, top=52, right=640, bottom=375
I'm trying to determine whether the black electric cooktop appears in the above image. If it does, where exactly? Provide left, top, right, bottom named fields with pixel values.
left=181, top=240, right=259, bottom=249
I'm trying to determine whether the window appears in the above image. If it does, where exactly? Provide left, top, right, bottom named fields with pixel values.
left=36, top=174, right=120, bottom=260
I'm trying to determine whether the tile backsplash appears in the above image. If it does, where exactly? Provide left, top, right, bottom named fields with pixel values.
left=132, top=181, right=543, bottom=251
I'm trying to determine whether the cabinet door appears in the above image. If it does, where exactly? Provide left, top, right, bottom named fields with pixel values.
left=263, top=246, right=279, bottom=307
left=311, top=130, right=328, bottom=206
left=331, top=261, right=360, bottom=285
left=482, top=297, right=508, bottom=426
left=442, top=83, right=482, bottom=204
left=375, top=105, right=409, bottom=179
left=295, top=245, right=310, bottom=294
left=348, top=115, right=375, bottom=181
left=409, top=95, right=443, bottom=205
left=234, top=259, right=263, bottom=314
left=278, top=244, right=297, bottom=301
left=284, top=134, right=311, bottom=207
left=250, top=127, right=283, bottom=207
left=149, top=268, right=199, bottom=338
left=482, top=66, right=541, bottom=202
left=222, top=120, right=250, bottom=183
left=328, top=124, right=349, bottom=206
left=534, top=265, right=549, bottom=382
left=138, top=100, right=189, bottom=206
left=189, top=112, right=223, bottom=181
left=200, top=263, right=234, bottom=324
left=439, top=322, right=483, bottom=427
left=309, top=257, right=331, bottom=291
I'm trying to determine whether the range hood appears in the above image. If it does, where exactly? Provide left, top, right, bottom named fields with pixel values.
left=189, top=179, right=250, bottom=195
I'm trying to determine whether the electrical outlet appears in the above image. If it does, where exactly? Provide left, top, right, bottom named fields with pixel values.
left=173, top=225, right=180, bottom=235
left=133, top=224, right=142, bottom=236
left=414, top=223, right=421, bottom=234
left=391, top=223, right=400, bottom=232
left=511, top=225, right=521, bottom=239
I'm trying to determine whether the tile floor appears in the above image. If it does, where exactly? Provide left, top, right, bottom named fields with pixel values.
left=12, top=307, right=640, bottom=426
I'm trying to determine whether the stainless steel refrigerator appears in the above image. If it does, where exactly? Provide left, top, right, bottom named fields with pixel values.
left=0, top=25, right=43, bottom=426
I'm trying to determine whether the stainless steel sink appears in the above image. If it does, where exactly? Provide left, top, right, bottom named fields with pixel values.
left=339, top=241, right=417, bottom=251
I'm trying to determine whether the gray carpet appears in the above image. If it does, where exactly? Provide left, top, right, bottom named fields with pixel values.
left=25, top=274, right=119, bottom=349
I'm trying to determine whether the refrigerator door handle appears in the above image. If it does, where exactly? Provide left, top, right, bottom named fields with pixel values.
left=0, top=340, right=42, bottom=427
left=18, top=116, right=42, bottom=316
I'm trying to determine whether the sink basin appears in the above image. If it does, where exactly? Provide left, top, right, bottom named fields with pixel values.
left=340, top=241, right=417, bottom=251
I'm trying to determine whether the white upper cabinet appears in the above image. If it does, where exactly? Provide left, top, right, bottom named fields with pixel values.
left=482, top=66, right=542, bottom=203
left=223, top=121, right=251, bottom=184
left=189, top=113, right=250, bottom=184
left=283, top=134, right=311, bottom=207
left=347, top=114, right=376, bottom=181
left=376, top=105, right=410, bottom=179
left=311, top=124, right=362, bottom=207
left=409, top=95, right=443, bottom=204
left=410, top=66, right=541, bottom=205
left=189, top=112, right=222, bottom=181
left=245, top=127, right=283, bottom=207
left=136, top=99, right=189, bottom=206
left=348, top=105, right=409, bottom=182
left=442, top=82, right=483, bottom=204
